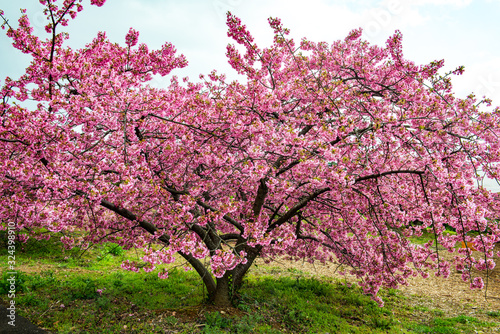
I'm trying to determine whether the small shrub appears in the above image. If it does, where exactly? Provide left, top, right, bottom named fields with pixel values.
left=96, top=242, right=124, bottom=261
left=104, top=242, right=124, bottom=256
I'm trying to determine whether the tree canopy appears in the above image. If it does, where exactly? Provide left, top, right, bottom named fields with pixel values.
left=1, top=0, right=499, bottom=306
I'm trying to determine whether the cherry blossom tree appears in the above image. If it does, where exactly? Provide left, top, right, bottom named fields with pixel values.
left=1, top=0, right=499, bottom=306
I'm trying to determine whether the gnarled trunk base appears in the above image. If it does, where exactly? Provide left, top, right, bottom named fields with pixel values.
left=210, top=275, right=233, bottom=307
left=205, top=245, right=262, bottom=306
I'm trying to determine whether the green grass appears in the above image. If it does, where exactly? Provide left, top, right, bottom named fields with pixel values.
left=410, top=315, right=497, bottom=334
left=409, top=228, right=457, bottom=245
left=234, top=276, right=401, bottom=333
left=1, top=232, right=499, bottom=333
left=487, top=311, right=500, bottom=318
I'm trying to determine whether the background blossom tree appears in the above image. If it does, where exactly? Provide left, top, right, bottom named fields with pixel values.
left=1, top=0, right=499, bottom=306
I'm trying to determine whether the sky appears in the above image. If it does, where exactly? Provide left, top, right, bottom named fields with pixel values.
left=1, top=0, right=499, bottom=190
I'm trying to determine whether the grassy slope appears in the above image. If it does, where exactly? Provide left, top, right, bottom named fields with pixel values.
left=0, top=232, right=499, bottom=333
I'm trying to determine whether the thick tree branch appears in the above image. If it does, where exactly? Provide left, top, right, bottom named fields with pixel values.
left=220, top=233, right=241, bottom=241
left=252, top=178, right=268, bottom=217
left=276, top=160, right=300, bottom=176
left=267, top=187, right=330, bottom=232
left=178, top=251, right=216, bottom=296
left=189, top=223, right=219, bottom=251
left=98, top=198, right=171, bottom=245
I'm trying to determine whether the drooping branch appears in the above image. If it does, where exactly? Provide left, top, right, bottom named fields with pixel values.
left=0, top=138, right=30, bottom=144
left=91, top=194, right=218, bottom=296
left=418, top=173, right=442, bottom=273
left=293, top=216, right=360, bottom=269
left=72, top=191, right=171, bottom=245
left=178, top=251, right=216, bottom=296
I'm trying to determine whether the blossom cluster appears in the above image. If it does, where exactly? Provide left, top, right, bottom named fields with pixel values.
left=1, top=1, right=499, bottom=305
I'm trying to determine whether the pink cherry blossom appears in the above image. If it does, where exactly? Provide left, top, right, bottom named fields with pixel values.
left=1, top=2, right=499, bottom=307
left=90, top=0, right=106, bottom=7
left=125, top=28, right=139, bottom=47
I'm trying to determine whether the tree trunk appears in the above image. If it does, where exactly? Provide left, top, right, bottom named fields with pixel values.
left=211, top=275, right=233, bottom=307
left=208, top=245, right=262, bottom=306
